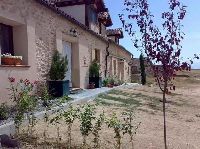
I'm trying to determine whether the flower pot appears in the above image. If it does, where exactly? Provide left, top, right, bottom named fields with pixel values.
left=1, top=57, right=22, bottom=65
left=47, top=80, right=70, bottom=97
left=14, top=58, right=22, bottom=65
left=88, top=83, right=95, bottom=89
left=1, top=57, right=15, bottom=65
left=107, top=84, right=114, bottom=88
left=89, top=77, right=102, bottom=88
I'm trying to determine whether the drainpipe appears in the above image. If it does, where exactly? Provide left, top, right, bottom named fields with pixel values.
left=105, top=41, right=110, bottom=78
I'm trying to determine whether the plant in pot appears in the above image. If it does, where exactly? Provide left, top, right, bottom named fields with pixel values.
left=1, top=54, right=23, bottom=65
left=48, top=50, right=69, bottom=97
left=107, top=77, right=115, bottom=88
left=102, top=78, right=109, bottom=87
left=88, top=82, right=95, bottom=89
left=89, top=60, right=102, bottom=88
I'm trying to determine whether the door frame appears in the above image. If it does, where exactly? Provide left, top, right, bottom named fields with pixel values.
left=56, top=30, right=80, bottom=88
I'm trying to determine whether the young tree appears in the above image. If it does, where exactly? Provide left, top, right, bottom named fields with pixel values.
left=119, top=0, right=190, bottom=148
left=62, top=104, right=79, bottom=148
left=79, top=104, right=96, bottom=148
left=139, top=53, right=146, bottom=85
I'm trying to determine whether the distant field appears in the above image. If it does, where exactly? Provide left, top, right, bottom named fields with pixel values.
left=147, top=69, right=200, bottom=87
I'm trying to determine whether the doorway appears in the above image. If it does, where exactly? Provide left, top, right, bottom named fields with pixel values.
left=62, top=41, right=72, bottom=87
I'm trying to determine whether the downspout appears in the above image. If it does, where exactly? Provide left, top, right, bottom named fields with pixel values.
left=105, top=41, right=110, bottom=78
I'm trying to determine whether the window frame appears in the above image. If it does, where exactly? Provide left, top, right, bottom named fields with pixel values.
left=0, top=23, right=14, bottom=55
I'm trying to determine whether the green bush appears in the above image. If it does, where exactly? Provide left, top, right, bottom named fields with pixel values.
left=109, top=77, right=115, bottom=85
left=102, top=79, right=109, bottom=87
left=8, top=78, right=37, bottom=135
left=49, top=50, right=68, bottom=80
left=79, top=104, right=96, bottom=147
left=0, top=103, right=9, bottom=120
left=89, top=61, right=100, bottom=77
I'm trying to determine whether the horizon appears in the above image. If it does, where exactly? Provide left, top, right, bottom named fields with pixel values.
left=104, top=0, right=200, bottom=69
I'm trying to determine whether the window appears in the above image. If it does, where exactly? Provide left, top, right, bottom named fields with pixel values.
left=113, top=60, right=117, bottom=75
left=92, top=49, right=100, bottom=63
left=115, top=37, right=119, bottom=44
left=0, top=23, right=14, bottom=55
left=95, top=49, right=100, bottom=63
left=89, top=7, right=98, bottom=24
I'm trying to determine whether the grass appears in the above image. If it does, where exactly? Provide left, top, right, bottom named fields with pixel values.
left=96, top=86, right=191, bottom=113
left=96, top=90, right=164, bottom=111
left=96, top=94, right=141, bottom=108
left=107, top=90, right=134, bottom=97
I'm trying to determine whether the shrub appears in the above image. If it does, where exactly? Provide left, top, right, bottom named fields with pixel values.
left=106, top=113, right=123, bottom=149
left=93, top=112, right=105, bottom=148
left=49, top=50, right=68, bottom=80
left=8, top=78, right=37, bottom=135
left=122, top=111, right=141, bottom=149
left=102, top=79, right=109, bottom=87
left=62, top=104, right=80, bottom=148
left=108, top=77, right=115, bottom=85
left=0, top=103, right=9, bottom=120
left=49, top=112, right=62, bottom=147
left=79, top=104, right=96, bottom=147
left=89, top=61, right=100, bottom=77
left=40, top=85, right=51, bottom=107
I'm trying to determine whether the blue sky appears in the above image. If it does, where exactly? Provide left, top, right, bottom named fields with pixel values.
left=104, top=0, right=200, bottom=69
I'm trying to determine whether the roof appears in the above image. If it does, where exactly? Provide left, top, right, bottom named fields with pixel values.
left=35, top=0, right=132, bottom=56
left=107, top=28, right=124, bottom=38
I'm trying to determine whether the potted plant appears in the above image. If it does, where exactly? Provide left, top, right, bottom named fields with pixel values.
left=106, top=77, right=115, bottom=88
left=88, top=82, right=95, bottom=89
left=102, top=78, right=109, bottom=87
left=1, top=54, right=22, bottom=65
left=89, top=61, right=102, bottom=88
left=14, top=56, right=23, bottom=65
left=47, top=50, right=69, bottom=97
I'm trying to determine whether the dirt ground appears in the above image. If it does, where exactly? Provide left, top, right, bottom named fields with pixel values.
left=20, top=70, right=200, bottom=149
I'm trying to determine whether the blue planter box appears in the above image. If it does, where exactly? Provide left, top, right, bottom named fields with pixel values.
left=47, top=80, right=70, bottom=97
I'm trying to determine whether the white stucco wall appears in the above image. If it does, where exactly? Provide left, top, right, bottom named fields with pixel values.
left=60, top=5, right=86, bottom=25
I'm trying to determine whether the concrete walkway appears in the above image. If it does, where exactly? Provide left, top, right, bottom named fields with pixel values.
left=0, top=83, right=139, bottom=136
left=69, top=83, right=140, bottom=101
left=69, top=87, right=114, bottom=101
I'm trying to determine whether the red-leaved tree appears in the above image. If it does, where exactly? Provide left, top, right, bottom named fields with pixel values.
left=119, top=0, right=193, bottom=148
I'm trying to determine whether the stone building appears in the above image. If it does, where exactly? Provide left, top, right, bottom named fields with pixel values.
left=0, top=0, right=132, bottom=102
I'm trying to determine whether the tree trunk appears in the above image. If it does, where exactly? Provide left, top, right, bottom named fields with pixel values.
left=67, top=124, right=72, bottom=149
left=163, top=81, right=167, bottom=149
left=130, top=135, right=134, bottom=149
left=117, top=137, right=121, bottom=149
left=83, top=136, right=86, bottom=149
left=57, top=126, right=60, bottom=148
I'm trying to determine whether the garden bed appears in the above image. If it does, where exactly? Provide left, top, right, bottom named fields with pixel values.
left=0, top=84, right=131, bottom=137
left=18, top=79, right=200, bottom=148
